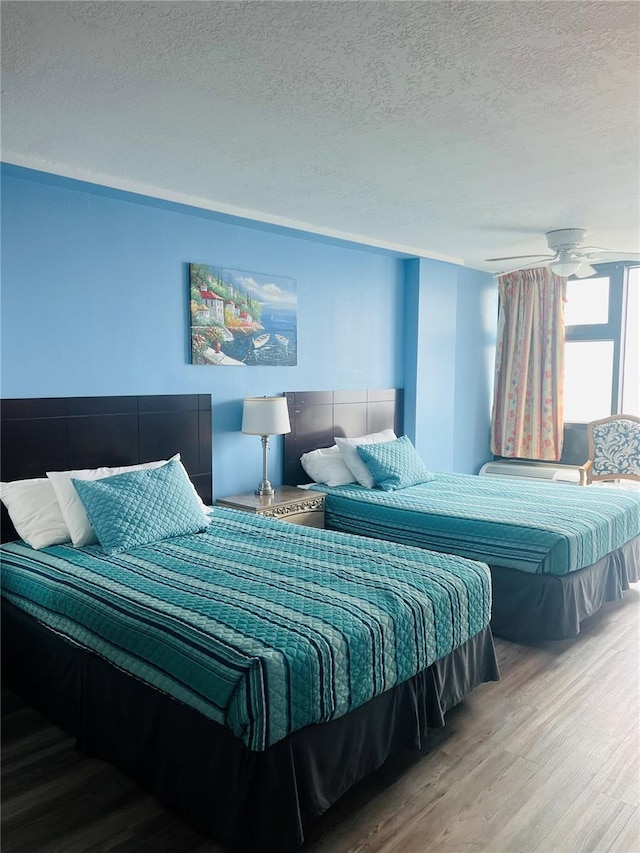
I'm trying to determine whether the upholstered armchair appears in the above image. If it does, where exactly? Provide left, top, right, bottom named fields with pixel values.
left=582, top=414, right=640, bottom=484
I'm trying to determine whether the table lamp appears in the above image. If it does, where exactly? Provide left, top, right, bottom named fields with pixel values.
left=241, top=396, right=291, bottom=496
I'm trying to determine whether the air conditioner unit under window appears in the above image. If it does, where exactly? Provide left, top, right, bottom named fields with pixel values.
left=479, top=460, right=583, bottom=485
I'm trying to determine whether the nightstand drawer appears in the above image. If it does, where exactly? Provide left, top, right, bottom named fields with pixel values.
left=260, top=501, right=325, bottom=528
left=284, top=509, right=325, bottom=528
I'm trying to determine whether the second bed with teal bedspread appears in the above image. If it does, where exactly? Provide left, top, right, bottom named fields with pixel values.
left=310, top=473, right=640, bottom=575
left=0, top=506, right=491, bottom=752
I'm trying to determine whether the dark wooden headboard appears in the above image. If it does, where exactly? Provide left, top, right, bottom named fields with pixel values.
left=283, top=389, right=403, bottom=486
left=1, top=394, right=212, bottom=542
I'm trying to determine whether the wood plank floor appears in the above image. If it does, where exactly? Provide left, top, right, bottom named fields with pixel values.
left=2, top=586, right=639, bottom=853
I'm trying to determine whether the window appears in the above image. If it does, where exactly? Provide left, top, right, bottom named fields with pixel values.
left=564, top=340, right=614, bottom=423
left=565, top=277, right=610, bottom=326
left=560, top=263, right=638, bottom=463
left=621, top=266, right=639, bottom=414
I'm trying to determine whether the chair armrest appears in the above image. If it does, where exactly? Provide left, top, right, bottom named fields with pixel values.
left=578, top=461, right=592, bottom=486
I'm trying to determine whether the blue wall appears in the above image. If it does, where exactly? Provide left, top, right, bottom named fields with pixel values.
left=453, top=266, right=500, bottom=472
left=1, top=165, right=496, bottom=496
left=402, top=259, right=498, bottom=473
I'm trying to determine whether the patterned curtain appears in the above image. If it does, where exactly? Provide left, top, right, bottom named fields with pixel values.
left=491, top=267, right=566, bottom=460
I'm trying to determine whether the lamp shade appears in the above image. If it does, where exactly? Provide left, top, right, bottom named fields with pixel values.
left=242, top=396, right=291, bottom=436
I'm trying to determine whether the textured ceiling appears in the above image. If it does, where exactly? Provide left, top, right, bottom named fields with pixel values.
left=2, top=1, right=639, bottom=270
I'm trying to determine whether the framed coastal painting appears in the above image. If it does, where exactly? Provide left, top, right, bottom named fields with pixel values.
left=189, top=263, right=297, bottom=366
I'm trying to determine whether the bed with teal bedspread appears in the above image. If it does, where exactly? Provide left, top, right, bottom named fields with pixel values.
left=311, top=473, right=640, bottom=576
left=306, top=474, right=640, bottom=642
left=0, top=505, right=491, bottom=752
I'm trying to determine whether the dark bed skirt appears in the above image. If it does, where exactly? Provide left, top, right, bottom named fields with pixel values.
left=490, top=534, right=640, bottom=643
left=1, top=601, right=499, bottom=852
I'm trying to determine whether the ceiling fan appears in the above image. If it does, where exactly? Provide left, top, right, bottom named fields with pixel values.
left=486, top=228, right=640, bottom=278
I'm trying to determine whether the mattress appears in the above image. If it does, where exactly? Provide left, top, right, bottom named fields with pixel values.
left=0, top=506, right=491, bottom=751
left=310, top=473, right=640, bottom=575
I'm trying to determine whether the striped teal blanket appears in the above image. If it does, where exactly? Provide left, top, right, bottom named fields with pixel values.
left=311, top=475, right=640, bottom=575
left=0, top=507, right=491, bottom=751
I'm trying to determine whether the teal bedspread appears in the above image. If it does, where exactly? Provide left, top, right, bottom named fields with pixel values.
left=0, top=507, right=491, bottom=751
left=311, top=475, right=640, bottom=575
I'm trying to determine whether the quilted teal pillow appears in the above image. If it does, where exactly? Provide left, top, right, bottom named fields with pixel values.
left=72, top=460, right=210, bottom=555
left=356, top=435, right=436, bottom=491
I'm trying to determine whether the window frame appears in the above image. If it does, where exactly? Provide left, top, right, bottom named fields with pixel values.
left=560, top=262, right=631, bottom=464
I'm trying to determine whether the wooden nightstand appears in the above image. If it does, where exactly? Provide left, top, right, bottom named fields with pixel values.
left=216, top=486, right=326, bottom=528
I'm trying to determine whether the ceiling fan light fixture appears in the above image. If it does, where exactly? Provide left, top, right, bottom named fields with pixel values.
left=573, top=262, right=597, bottom=279
left=550, top=255, right=581, bottom=277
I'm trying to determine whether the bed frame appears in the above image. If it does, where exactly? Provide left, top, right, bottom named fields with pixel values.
left=1, top=394, right=213, bottom=542
left=282, top=388, right=640, bottom=643
left=283, top=388, right=403, bottom=486
left=1, top=393, right=499, bottom=851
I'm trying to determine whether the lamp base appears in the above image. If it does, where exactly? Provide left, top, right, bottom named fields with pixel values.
left=255, top=434, right=276, bottom=497
left=255, top=480, right=275, bottom=498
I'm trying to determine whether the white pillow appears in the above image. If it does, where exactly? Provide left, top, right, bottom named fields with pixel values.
left=0, top=478, right=71, bottom=549
left=335, top=429, right=397, bottom=488
left=300, top=445, right=356, bottom=487
left=47, top=453, right=209, bottom=547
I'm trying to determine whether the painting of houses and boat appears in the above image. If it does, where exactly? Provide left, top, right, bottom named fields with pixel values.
left=189, top=263, right=297, bottom=366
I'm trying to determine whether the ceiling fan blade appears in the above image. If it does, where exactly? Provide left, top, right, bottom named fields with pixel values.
left=485, top=253, right=556, bottom=262
left=582, top=252, right=640, bottom=264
